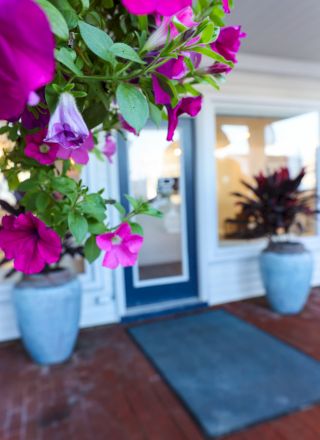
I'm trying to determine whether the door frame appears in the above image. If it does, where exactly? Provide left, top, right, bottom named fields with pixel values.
left=112, top=110, right=215, bottom=318
left=117, top=119, right=200, bottom=309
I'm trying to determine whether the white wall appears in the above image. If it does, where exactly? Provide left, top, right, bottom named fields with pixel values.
left=2, top=56, right=320, bottom=341
left=196, top=60, right=320, bottom=307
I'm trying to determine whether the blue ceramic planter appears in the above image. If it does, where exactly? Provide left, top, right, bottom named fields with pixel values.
left=13, top=270, right=82, bottom=365
left=259, top=242, right=313, bottom=315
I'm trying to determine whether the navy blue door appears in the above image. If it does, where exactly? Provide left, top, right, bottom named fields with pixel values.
left=118, top=119, right=198, bottom=308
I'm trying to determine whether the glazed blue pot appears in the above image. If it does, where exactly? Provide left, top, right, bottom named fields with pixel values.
left=13, top=270, right=82, bottom=365
left=259, top=242, right=313, bottom=315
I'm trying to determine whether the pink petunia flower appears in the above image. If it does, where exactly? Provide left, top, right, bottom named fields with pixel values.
left=121, top=0, right=191, bottom=16
left=96, top=223, right=144, bottom=269
left=149, top=7, right=201, bottom=104
left=119, top=115, right=138, bottom=136
left=145, top=7, right=197, bottom=51
left=25, top=129, right=59, bottom=165
left=152, top=57, right=188, bottom=105
left=166, top=96, right=202, bottom=141
left=0, top=0, right=55, bottom=121
left=103, top=134, right=117, bottom=164
left=210, top=26, right=246, bottom=64
left=0, top=213, right=62, bottom=274
left=206, top=63, right=233, bottom=75
left=222, top=0, right=230, bottom=13
left=56, top=132, right=95, bottom=165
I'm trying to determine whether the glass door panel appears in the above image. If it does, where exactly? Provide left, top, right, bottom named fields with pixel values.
left=118, top=119, right=198, bottom=308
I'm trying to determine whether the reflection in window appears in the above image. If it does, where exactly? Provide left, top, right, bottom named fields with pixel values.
left=127, top=128, right=187, bottom=282
left=216, top=112, right=319, bottom=244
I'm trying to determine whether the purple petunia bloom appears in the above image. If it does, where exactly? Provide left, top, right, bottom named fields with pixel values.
left=56, top=132, right=95, bottom=165
left=0, top=0, right=55, bottom=121
left=210, top=26, right=246, bottom=64
left=121, top=0, right=191, bottom=16
left=0, top=212, right=62, bottom=274
left=45, top=93, right=90, bottom=149
left=166, top=96, right=202, bottom=141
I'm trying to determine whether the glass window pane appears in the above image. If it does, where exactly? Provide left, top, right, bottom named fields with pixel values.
left=215, top=112, right=319, bottom=244
left=126, top=128, right=189, bottom=284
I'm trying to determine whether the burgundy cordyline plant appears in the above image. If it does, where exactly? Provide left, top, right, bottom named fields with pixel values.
left=226, top=167, right=318, bottom=241
left=0, top=0, right=244, bottom=275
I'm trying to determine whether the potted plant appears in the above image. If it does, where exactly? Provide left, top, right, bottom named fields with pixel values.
left=227, top=167, right=318, bottom=314
left=0, top=0, right=243, bottom=364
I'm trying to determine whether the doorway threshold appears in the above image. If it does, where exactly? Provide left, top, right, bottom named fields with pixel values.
left=122, top=298, right=208, bottom=323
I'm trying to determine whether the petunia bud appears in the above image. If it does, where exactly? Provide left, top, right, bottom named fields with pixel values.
left=45, top=93, right=89, bottom=149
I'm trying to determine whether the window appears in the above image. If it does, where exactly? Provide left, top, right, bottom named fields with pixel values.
left=215, top=111, right=320, bottom=244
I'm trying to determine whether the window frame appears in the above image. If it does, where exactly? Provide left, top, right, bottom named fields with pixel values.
left=208, top=98, right=320, bottom=263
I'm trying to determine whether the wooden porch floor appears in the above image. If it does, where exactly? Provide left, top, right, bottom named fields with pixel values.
left=2, top=291, right=320, bottom=440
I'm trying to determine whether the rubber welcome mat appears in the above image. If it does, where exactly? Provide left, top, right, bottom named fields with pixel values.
left=129, top=310, right=320, bottom=437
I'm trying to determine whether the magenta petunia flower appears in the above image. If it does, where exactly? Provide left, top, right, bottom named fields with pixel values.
left=166, top=96, right=202, bottom=141
left=45, top=93, right=90, bottom=149
left=21, top=89, right=50, bottom=130
left=0, top=0, right=55, bottom=121
left=121, top=0, right=191, bottom=16
left=103, top=134, right=117, bottom=164
left=206, top=63, right=233, bottom=75
left=56, top=132, right=95, bottom=165
left=222, top=0, right=230, bottom=13
left=152, top=57, right=188, bottom=105
left=0, top=213, right=62, bottom=274
left=119, top=115, right=138, bottom=136
left=96, top=223, right=144, bottom=269
left=210, top=26, right=246, bottom=64
left=25, top=129, right=59, bottom=165
left=146, top=7, right=197, bottom=51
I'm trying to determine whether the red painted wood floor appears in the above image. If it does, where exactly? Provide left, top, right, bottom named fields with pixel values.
left=2, top=290, right=320, bottom=440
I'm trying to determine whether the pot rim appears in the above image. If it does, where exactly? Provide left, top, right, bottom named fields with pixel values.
left=263, top=240, right=307, bottom=255
left=16, top=268, right=77, bottom=289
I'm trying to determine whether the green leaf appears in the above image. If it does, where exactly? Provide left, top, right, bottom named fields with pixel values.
left=145, top=208, right=163, bottom=218
left=36, top=192, right=51, bottom=211
left=51, top=177, right=77, bottom=195
left=83, top=102, right=107, bottom=129
left=18, top=178, right=39, bottom=192
left=192, top=46, right=234, bottom=67
left=202, top=74, right=220, bottom=90
left=125, top=194, right=140, bottom=210
left=101, top=0, right=114, bottom=7
left=78, top=21, right=114, bottom=63
left=80, top=0, right=90, bottom=11
left=79, top=194, right=106, bottom=221
left=200, top=22, right=218, bottom=44
left=84, top=235, right=101, bottom=263
left=149, top=102, right=163, bottom=127
left=116, top=83, right=149, bottom=133
left=45, top=85, right=59, bottom=113
left=68, top=211, right=88, bottom=243
left=110, top=43, right=145, bottom=64
left=129, top=222, right=144, bottom=236
left=35, top=0, right=69, bottom=40
left=114, top=202, right=126, bottom=217
left=88, top=219, right=107, bottom=234
left=55, top=48, right=82, bottom=76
